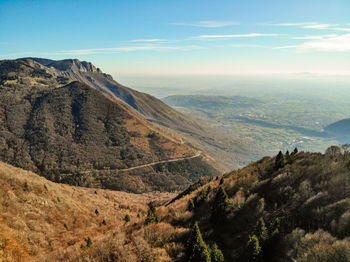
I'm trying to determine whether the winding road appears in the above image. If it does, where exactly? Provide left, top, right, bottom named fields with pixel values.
left=119, top=151, right=201, bottom=172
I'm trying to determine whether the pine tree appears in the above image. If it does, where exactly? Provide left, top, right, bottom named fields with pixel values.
left=186, top=222, right=211, bottom=262
left=293, top=147, right=298, bottom=155
left=247, top=235, right=261, bottom=261
left=212, top=186, right=229, bottom=223
left=285, top=150, right=292, bottom=164
left=145, top=203, right=158, bottom=225
left=211, top=243, right=224, bottom=262
left=85, top=237, right=92, bottom=248
left=255, top=217, right=268, bottom=242
left=274, top=151, right=284, bottom=170
left=188, top=199, right=195, bottom=211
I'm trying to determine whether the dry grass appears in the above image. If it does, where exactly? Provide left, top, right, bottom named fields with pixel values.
left=124, top=118, right=195, bottom=160
left=0, top=161, right=177, bottom=261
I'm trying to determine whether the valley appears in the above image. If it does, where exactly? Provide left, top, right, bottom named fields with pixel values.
left=159, top=85, right=350, bottom=159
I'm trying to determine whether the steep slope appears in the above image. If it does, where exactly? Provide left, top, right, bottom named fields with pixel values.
left=154, top=146, right=350, bottom=261
left=0, top=59, right=220, bottom=192
left=5, top=146, right=350, bottom=262
left=29, top=57, right=255, bottom=170
left=0, top=161, right=177, bottom=261
left=30, top=57, right=202, bottom=130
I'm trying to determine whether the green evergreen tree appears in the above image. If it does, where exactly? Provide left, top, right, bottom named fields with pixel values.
left=255, top=217, right=268, bottom=242
left=274, top=151, right=284, bottom=170
left=85, top=237, right=92, bottom=248
left=270, top=217, right=280, bottom=237
left=285, top=150, right=292, bottom=164
left=145, top=203, right=158, bottom=225
left=188, top=199, right=195, bottom=211
left=293, top=147, right=298, bottom=155
left=212, top=186, right=229, bottom=223
left=211, top=243, right=224, bottom=262
left=247, top=235, right=261, bottom=261
left=186, top=222, right=211, bottom=262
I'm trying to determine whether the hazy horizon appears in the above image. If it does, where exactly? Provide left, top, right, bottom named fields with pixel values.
left=1, top=0, right=349, bottom=76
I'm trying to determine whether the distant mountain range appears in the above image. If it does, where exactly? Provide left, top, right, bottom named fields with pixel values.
left=0, top=58, right=220, bottom=192
left=325, top=118, right=350, bottom=143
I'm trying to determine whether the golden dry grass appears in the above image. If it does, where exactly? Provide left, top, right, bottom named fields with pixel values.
left=0, top=161, right=178, bottom=261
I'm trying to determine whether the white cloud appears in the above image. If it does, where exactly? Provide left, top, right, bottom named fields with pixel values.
left=331, top=27, right=350, bottom=32
left=173, top=21, right=239, bottom=28
left=291, top=34, right=337, bottom=40
left=196, top=33, right=279, bottom=39
left=302, top=24, right=334, bottom=29
left=265, top=22, right=316, bottom=27
left=264, top=22, right=350, bottom=32
left=231, top=44, right=270, bottom=48
left=273, top=45, right=299, bottom=50
left=275, top=34, right=350, bottom=52
left=47, top=45, right=206, bottom=55
left=129, top=39, right=168, bottom=43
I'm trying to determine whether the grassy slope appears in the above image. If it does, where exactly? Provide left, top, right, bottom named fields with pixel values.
left=0, top=161, right=177, bottom=261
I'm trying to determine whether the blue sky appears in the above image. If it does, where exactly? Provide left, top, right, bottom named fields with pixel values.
left=1, top=0, right=350, bottom=76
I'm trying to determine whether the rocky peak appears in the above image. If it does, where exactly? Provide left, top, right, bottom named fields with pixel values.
left=46, top=59, right=102, bottom=73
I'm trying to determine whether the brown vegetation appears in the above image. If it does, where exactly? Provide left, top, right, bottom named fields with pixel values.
left=0, top=161, right=178, bottom=261
left=0, top=59, right=220, bottom=193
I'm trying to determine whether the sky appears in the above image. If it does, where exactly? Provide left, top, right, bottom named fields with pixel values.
left=1, top=0, right=350, bottom=77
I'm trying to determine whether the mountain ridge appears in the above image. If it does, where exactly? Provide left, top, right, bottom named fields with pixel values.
left=0, top=59, right=220, bottom=192
left=23, top=57, right=255, bottom=170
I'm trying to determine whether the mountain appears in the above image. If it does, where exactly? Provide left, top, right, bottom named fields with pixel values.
left=28, top=57, right=204, bottom=130
left=0, top=58, right=219, bottom=193
left=28, top=58, right=255, bottom=170
left=2, top=146, right=350, bottom=261
left=325, top=118, right=350, bottom=143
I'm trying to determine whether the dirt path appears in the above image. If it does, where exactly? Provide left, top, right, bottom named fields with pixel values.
left=119, top=152, right=201, bottom=172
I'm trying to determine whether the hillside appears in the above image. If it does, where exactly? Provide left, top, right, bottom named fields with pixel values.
left=0, top=59, right=220, bottom=192
left=325, top=118, right=350, bottom=143
left=28, top=58, right=255, bottom=170
left=3, top=146, right=350, bottom=261
left=0, top=161, right=176, bottom=261
left=161, top=145, right=350, bottom=261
